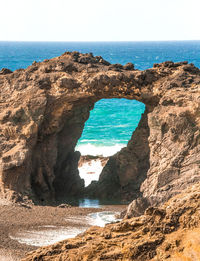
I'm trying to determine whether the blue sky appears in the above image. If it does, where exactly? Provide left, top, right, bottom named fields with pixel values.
left=1, top=0, right=200, bottom=41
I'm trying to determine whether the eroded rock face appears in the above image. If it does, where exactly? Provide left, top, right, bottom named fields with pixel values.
left=0, top=52, right=199, bottom=210
left=22, top=183, right=200, bottom=261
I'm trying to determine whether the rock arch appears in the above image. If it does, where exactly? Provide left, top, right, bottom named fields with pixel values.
left=0, top=53, right=199, bottom=213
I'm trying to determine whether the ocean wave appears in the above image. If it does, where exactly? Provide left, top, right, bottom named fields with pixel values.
left=80, top=139, right=99, bottom=142
left=76, top=144, right=126, bottom=157
left=113, top=124, right=130, bottom=128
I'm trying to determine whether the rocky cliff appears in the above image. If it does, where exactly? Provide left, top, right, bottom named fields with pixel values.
left=0, top=52, right=199, bottom=213
left=22, top=182, right=200, bottom=261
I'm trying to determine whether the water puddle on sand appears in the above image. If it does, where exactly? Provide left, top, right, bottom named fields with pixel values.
left=9, top=211, right=121, bottom=247
left=10, top=226, right=86, bottom=247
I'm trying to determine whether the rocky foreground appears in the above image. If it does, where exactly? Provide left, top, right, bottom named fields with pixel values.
left=22, top=182, right=200, bottom=261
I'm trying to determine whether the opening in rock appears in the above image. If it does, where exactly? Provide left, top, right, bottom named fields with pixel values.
left=76, top=98, right=145, bottom=187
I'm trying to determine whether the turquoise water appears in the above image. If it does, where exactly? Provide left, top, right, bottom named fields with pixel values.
left=1, top=41, right=200, bottom=155
left=77, top=99, right=145, bottom=156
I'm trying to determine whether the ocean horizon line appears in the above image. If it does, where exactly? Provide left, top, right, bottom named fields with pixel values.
left=1, top=39, right=200, bottom=43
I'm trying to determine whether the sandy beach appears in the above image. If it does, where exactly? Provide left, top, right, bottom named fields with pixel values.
left=0, top=200, right=126, bottom=260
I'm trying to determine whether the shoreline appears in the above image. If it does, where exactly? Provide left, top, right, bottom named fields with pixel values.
left=0, top=201, right=126, bottom=260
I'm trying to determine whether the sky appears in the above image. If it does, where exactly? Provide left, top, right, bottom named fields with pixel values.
left=1, top=0, right=200, bottom=41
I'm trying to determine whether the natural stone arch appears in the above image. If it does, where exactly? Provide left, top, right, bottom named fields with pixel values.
left=0, top=52, right=199, bottom=214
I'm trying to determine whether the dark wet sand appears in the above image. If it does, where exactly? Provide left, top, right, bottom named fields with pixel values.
left=0, top=202, right=126, bottom=260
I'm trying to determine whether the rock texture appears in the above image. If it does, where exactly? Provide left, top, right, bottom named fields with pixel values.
left=22, top=182, right=200, bottom=261
left=0, top=52, right=199, bottom=211
left=87, top=61, right=200, bottom=215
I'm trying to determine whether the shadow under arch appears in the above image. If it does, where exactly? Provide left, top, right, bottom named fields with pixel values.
left=51, top=96, right=151, bottom=205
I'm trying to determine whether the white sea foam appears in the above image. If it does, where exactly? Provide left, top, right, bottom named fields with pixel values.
left=77, top=144, right=126, bottom=186
left=88, top=211, right=121, bottom=227
left=76, top=143, right=126, bottom=157
left=78, top=159, right=105, bottom=187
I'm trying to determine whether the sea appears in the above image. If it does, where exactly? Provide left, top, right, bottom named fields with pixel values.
left=1, top=41, right=200, bottom=186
